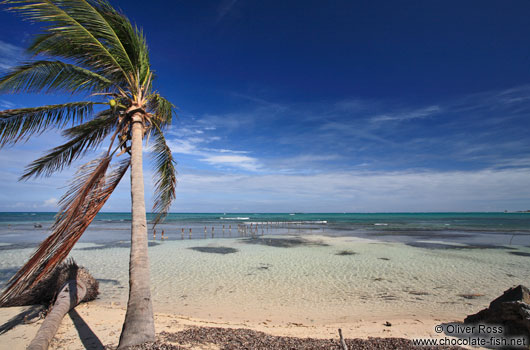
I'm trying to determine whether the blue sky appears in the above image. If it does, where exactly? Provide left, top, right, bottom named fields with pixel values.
left=1, top=0, right=530, bottom=212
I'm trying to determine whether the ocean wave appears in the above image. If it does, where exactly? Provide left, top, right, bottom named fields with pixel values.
left=243, top=220, right=327, bottom=225
left=219, top=217, right=250, bottom=220
left=374, top=223, right=388, bottom=226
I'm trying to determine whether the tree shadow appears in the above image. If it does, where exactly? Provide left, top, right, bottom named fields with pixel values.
left=69, top=308, right=104, bottom=350
left=0, top=304, right=44, bottom=335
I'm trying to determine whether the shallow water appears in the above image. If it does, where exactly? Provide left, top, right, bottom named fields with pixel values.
left=0, top=231, right=528, bottom=324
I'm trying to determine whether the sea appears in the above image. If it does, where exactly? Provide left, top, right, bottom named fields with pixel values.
left=0, top=212, right=529, bottom=324
left=0, top=212, right=529, bottom=245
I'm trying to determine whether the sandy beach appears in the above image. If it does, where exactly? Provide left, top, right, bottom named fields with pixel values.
left=1, top=214, right=528, bottom=348
left=0, top=303, right=461, bottom=349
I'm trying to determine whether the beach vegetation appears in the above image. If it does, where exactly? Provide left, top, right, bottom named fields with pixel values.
left=0, top=0, right=176, bottom=347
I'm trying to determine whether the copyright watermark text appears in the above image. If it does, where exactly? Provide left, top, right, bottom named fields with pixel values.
left=412, top=323, right=528, bottom=348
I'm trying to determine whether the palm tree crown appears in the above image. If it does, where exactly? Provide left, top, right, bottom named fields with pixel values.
left=0, top=0, right=176, bottom=325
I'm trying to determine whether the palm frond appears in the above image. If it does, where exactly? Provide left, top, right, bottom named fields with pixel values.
left=148, top=93, right=175, bottom=127
left=93, top=0, right=150, bottom=84
left=150, top=123, right=177, bottom=227
left=0, top=101, right=95, bottom=146
left=4, top=0, right=129, bottom=81
left=0, top=60, right=112, bottom=94
left=20, top=109, right=119, bottom=180
left=0, top=157, right=130, bottom=306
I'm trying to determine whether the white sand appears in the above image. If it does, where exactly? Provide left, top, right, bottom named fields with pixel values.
left=0, top=303, right=456, bottom=349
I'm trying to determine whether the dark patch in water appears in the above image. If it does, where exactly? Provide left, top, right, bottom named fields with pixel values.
left=510, top=251, right=530, bottom=257
left=0, top=243, right=38, bottom=251
left=378, top=257, right=390, bottom=261
left=96, top=278, right=120, bottom=285
left=407, top=242, right=515, bottom=250
left=335, top=250, right=357, bottom=256
left=369, top=231, right=470, bottom=239
left=241, top=237, right=328, bottom=248
left=77, top=241, right=160, bottom=250
left=189, top=246, right=238, bottom=254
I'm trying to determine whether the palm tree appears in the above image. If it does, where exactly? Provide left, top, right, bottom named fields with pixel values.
left=0, top=0, right=177, bottom=348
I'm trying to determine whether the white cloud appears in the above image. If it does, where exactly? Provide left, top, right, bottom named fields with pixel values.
left=172, top=167, right=530, bottom=212
left=370, top=105, right=440, bottom=123
left=201, top=155, right=259, bottom=171
left=43, top=197, right=58, bottom=207
left=0, top=99, right=15, bottom=109
left=165, top=130, right=261, bottom=172
left=0, top=40, right=25, bottom=71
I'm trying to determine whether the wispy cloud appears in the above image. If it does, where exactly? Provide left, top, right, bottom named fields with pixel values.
left=170, top=166, right=530, bottom=212
left=216, top=0, right=238, bottom=23
left=43, top=197, right=58, bottom=207
left=0, top=99, right=15, bottom=109
left=2, top=84, right=530, bottom=212
left=201, top=154, right=259, bottom=171
left=163, top=125, right=261, bottom=172
left=370, top=105, right=440, bottom=123
left=0, top=40, right=24, bottom=71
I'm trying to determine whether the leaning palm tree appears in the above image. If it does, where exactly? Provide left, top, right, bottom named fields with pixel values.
left=0, top=0, right=176, bottom=348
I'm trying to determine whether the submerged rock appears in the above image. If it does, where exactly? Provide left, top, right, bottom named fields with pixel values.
left=464, top=285, right=530, bottom=338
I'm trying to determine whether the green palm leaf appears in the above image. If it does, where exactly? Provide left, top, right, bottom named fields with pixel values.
left=1, top=3, right=177, bottom=341
left=0, top=101, right=96, bottom=146
left=5, top=0, right=129, bottom=80
left=20, top=109, right=118, bottom=179
left=148, top=93, right=175, bottom=126
left=150, top=122, right=177, bottom=226
left=0, top=60, right=112, bottom=94
left=92, top=0, right=150, bottom=84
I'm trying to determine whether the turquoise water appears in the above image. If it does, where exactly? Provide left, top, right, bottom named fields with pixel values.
left=0, top=212, right=529, bottom=245
left=0, top=212, right=529, bottom=323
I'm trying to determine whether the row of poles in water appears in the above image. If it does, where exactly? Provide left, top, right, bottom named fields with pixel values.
left=151, top=221, right=308, bottom=240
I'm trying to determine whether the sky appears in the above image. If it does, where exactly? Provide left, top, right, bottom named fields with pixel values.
left=1, top=0, right=530, bottom=212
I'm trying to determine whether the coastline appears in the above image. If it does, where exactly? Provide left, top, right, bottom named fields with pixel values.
left=0, top=303, right=462, bottom=349
left=1, top=214, right=528, bottom=348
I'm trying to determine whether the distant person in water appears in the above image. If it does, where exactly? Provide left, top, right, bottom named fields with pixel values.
left=161, top=230, right=165, bottom=240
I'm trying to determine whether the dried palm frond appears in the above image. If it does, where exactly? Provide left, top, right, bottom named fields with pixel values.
left=0, top=157, right=130, bottom=306
left=2, top=259, right=99, bottom=307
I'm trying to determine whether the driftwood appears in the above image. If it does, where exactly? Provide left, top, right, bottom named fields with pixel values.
left=1, top=260, right=98, bottom=308
left=1, top=260, right=98, bottom=350
left=28, top=279, right=86, bottom=350
left=338, top=328, right=348, bottom=350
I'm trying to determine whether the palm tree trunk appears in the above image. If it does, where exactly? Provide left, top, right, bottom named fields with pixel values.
left=118, top=113, right=155, bottom=348
left=27, top=279, right=87, bottom=350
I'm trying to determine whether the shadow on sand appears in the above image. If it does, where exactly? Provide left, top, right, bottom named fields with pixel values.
left=0, top=305, right=44, bottom=335
left=69, top=308, right=104, bottom=350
